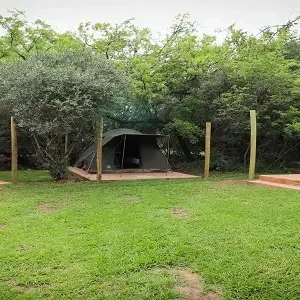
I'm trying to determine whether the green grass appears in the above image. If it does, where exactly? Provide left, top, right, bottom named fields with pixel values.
left=0, top=173, right=300, bottom=299
left=0, top=170, right=50, bottom=183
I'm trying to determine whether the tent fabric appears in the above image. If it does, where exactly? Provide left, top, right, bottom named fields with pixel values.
left=102, top=128, right=142, bottom=147
left=75, top=128, right=169, bottom=173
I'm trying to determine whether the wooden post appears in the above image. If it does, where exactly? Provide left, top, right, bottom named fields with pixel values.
left=204, top=122, right=211, bottom=178
left=249, top=110, right=257, bottom=180
left=11, top=117, right=18, bottom=184
left=96, top=117, right=104, bottom=182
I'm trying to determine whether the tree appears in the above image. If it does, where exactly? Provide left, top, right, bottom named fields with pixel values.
left=0, top=51, right=130, bottom=180
left=0, top=10, right=86, bottom=62
left=75, top=14, right=300, bottom=165
left=1, top=10, right=300, bottom=171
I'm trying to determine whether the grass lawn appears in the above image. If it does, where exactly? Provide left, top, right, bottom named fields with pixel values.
left=0, top=170, right=51, bottom=183
left=0, top=171, right=300, bottom=299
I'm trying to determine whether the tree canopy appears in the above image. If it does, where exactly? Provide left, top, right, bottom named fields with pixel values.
left=0, top=9, right=300, bottom=175
left=0, top=50, right=129, bottom=179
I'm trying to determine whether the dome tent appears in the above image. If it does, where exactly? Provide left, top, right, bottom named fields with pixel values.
left=75, top=128, right=170, bottom=173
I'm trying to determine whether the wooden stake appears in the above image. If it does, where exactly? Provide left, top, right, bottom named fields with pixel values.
left=204, top=122, right=211, bottom=178
left=249, top=110, right=257, bottom=180
left=96, top=117, right=104, bottom=182
left=11, top=117, right=18, bottom=184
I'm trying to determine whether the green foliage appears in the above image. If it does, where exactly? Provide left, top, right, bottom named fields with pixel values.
left=0, top=170, right=50, bottom=182
left=0, top=10, right=86, bottom=61
left=0, top=51, right=130, bottom=179
left=166, top=119, right=202, bottom=144
left=47, top=158, right=69, bottom=181
left=284, top=107, right=300, bottom=137
left=0, top=10, right=300, bottom=170
left=0, top=10, right=57, bottom=60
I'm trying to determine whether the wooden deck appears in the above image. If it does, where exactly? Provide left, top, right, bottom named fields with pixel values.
left=249, top=174, right=300, bottom=190
left=69, top=167, right=199, bottom=181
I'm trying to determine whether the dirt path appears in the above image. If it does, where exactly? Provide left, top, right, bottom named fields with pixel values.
left=153, top=267, right=220, bottom=300
left=0, top=181, right=9, bottom=185
left=170, top=268, right=220, bottom=300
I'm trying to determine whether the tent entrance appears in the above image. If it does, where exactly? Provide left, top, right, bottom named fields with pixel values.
left=117, top=135, right=141, bottom=169
left=75, top=128, right=171, bottom=173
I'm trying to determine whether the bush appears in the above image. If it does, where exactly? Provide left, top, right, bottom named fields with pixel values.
left=47, top=159, right=69, bottom=181
left=0, top=51, right=130, bottom=180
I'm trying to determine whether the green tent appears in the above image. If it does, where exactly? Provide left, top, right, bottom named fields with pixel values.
left=75, top=128, right=170, bottom=173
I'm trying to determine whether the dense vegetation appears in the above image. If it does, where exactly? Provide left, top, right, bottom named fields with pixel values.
left=0, top=10, right=300, bottom=177
left=0, top=51, right=129, bottom=179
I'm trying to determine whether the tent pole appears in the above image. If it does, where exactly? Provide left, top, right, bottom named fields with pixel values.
left=157, top=135, right=172, bottom=174
left=96, top=117, right=104, bottom=182
left=87, top=152, right=96, bottom=174
left=120, top=134, right=127, bottom=178
left=165, top=135, right=173, bottom=173
left=166, top=135, right=171, bottom=176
